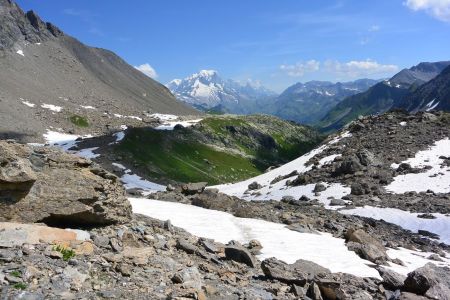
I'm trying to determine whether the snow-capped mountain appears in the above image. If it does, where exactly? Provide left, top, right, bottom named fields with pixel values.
left=167, top=70, right=277, bottom=113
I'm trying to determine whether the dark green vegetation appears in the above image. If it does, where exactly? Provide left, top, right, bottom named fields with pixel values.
left=69, top=115, right=89, bottom=127
left=13, top=283, right=27, bottom=290
left=52, top=245, right=76, bottom=261
left=115, top=115, right=322, bottom=185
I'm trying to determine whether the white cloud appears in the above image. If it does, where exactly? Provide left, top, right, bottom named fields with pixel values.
left=404, top=0, right=450, bottom=22
left=324, top=59, right=399, bottom=77
left=134, top=63, right=158, bottom=79
left=369, top=25, right=381, bottom=32
left=280, top=60, right=320, bottom=77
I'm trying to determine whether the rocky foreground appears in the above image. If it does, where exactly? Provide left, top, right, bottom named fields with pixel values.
left=1, top=112, right=450, bottom=299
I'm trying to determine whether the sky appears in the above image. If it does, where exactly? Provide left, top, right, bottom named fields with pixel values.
left=16, top=0, right=450, bottom=92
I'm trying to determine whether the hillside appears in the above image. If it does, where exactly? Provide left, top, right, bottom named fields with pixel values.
left=0, top=0, right=198, bottom=142
left=398, top=65, right=450, bottom=112
left=268, top=79, right=380, bottom=125
left=320, top=61, right=450, bottom=132
left=109, top=115, right=322, bottom=185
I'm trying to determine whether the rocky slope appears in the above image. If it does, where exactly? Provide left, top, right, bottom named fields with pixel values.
left=320, top=61, right=450, bottom=132
left=2, top=138, right=450, bottom=299
left=0, top=0, right=198, bottom=142
left=167, top=70, right=277, bottom=114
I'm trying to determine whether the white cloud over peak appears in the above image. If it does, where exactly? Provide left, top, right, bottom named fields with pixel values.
left=324, top=59, right=399, bottom=78
left=280, top=59, right=398, bottom=78
left=280, top=60, right=320, bottom=77
left=134, top=63, right=158, bottom=79
left=404, top=0, right=450, bottom=22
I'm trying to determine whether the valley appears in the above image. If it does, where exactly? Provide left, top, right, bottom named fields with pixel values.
left=1, top=0, right=450, bottom=299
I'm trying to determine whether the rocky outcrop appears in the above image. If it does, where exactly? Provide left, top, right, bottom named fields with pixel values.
left=261, top=257, right=331, bottom=285
left=0, top=0, right=62, bottom=50
left=403, top=263, right=450, bottom=300
left=0, top=141, right=131, bottom=226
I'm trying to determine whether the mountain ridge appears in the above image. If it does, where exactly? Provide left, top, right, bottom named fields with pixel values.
left=0, top=0, right=198, bottom=142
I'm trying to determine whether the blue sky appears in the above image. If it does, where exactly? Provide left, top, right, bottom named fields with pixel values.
left=16, top=0, right=450, bottom=92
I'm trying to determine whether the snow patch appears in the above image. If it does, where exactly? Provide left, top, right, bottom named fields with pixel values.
left=386, top=138, right=450, bottom=193
left=121, top=174, right=165, bottom=194
left=129, top=198, right=381, bottom=279
left=399, top=121, right=407, bottom=126
left=22, top=101, right=35, bottom=108
left=43, top=130, right=98, bottom=159
left=386, top=247, right=450, bottom=276
left=41, top=104, right=62, bottom=112
left=80, top=105, right=96, bottom=110
left=16, top=49, right=24, bottom=56
left=340, top=206, right=450, bottom=244
left=155, top=119, right=203, bottom=130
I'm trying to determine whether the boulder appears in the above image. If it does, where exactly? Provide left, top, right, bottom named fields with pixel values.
left=224, top=241, right=258, bottom=268
left=313, top=183, right=327, bottom=193
left=403, top=263, right=450, bottom=299
left=0, top=142, right=131, bottom=226
left=345, top=229, right=388, bottom=263
left=334, top=156, right=364, bottom=176
left=261, top=257, right=330, bottom=285
left=378, top=267, right=406, bottom=290
left=248, top=181, right=262, bottom=190
left=181, top=182, right=207, bottom=195
left=0, top=222, right=89, bottom=247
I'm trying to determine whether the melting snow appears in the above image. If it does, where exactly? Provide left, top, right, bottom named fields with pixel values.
left=112, top=163, right=127, bottom=170
left=386, top=247, right=450, bottom=276
left=43, top=130, right=98, bottom=159
left=155, top=119, right=203, bottom=130
left=341, top=206, right=450, bottom=244
left=149, top=113, right=178, bottom=121
left=386, top=138, right=450, bottom=194
left=22, top=101, right=35, bottom=108
left=213, top=132, right=351, bottom=204
left=318, top=154, right=341, bottom=167
left=399, top=121, right=407, bottom=126
left=80, top=105, right=96, bottom=110
left=121, top=174, right=165, bottom=193
left=41, top=104, right=62, bottom=112
left=129, top=198, right=381, bottom=278
left=16, top=49, right=24, bottom=56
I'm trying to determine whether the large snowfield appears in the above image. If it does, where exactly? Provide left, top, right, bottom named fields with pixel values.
left=130, top=198, right=450, bottom=277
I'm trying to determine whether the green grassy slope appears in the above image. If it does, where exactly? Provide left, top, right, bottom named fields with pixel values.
left=115, top=115, right=322, bottom=185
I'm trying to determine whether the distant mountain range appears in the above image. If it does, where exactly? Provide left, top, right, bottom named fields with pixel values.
left=167, top=70, right=276, bottom=114
left=263, top=79, right=380, bottom=125
left=168, top=71, right=380, bottom=124
left=320, top=61, right=450, bottom=132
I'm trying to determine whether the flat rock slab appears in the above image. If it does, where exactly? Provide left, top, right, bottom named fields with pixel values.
left=0, top=222, right=90, bottom=247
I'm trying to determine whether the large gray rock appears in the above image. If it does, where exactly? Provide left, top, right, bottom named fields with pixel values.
left=261, top=257, right=330, bottom=285
left=403, top=263, right=450, bottom=300
left=0, top=141, right=132, bottom=226
left=345, top=229, right=388, bottom=263
left=181, top=182, right=208, bottom=195
left=378, top=267, right=406, bottom=290
left=224, top=241, right=258, bottom=268
left=334, top=156, right=364, bottom=176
